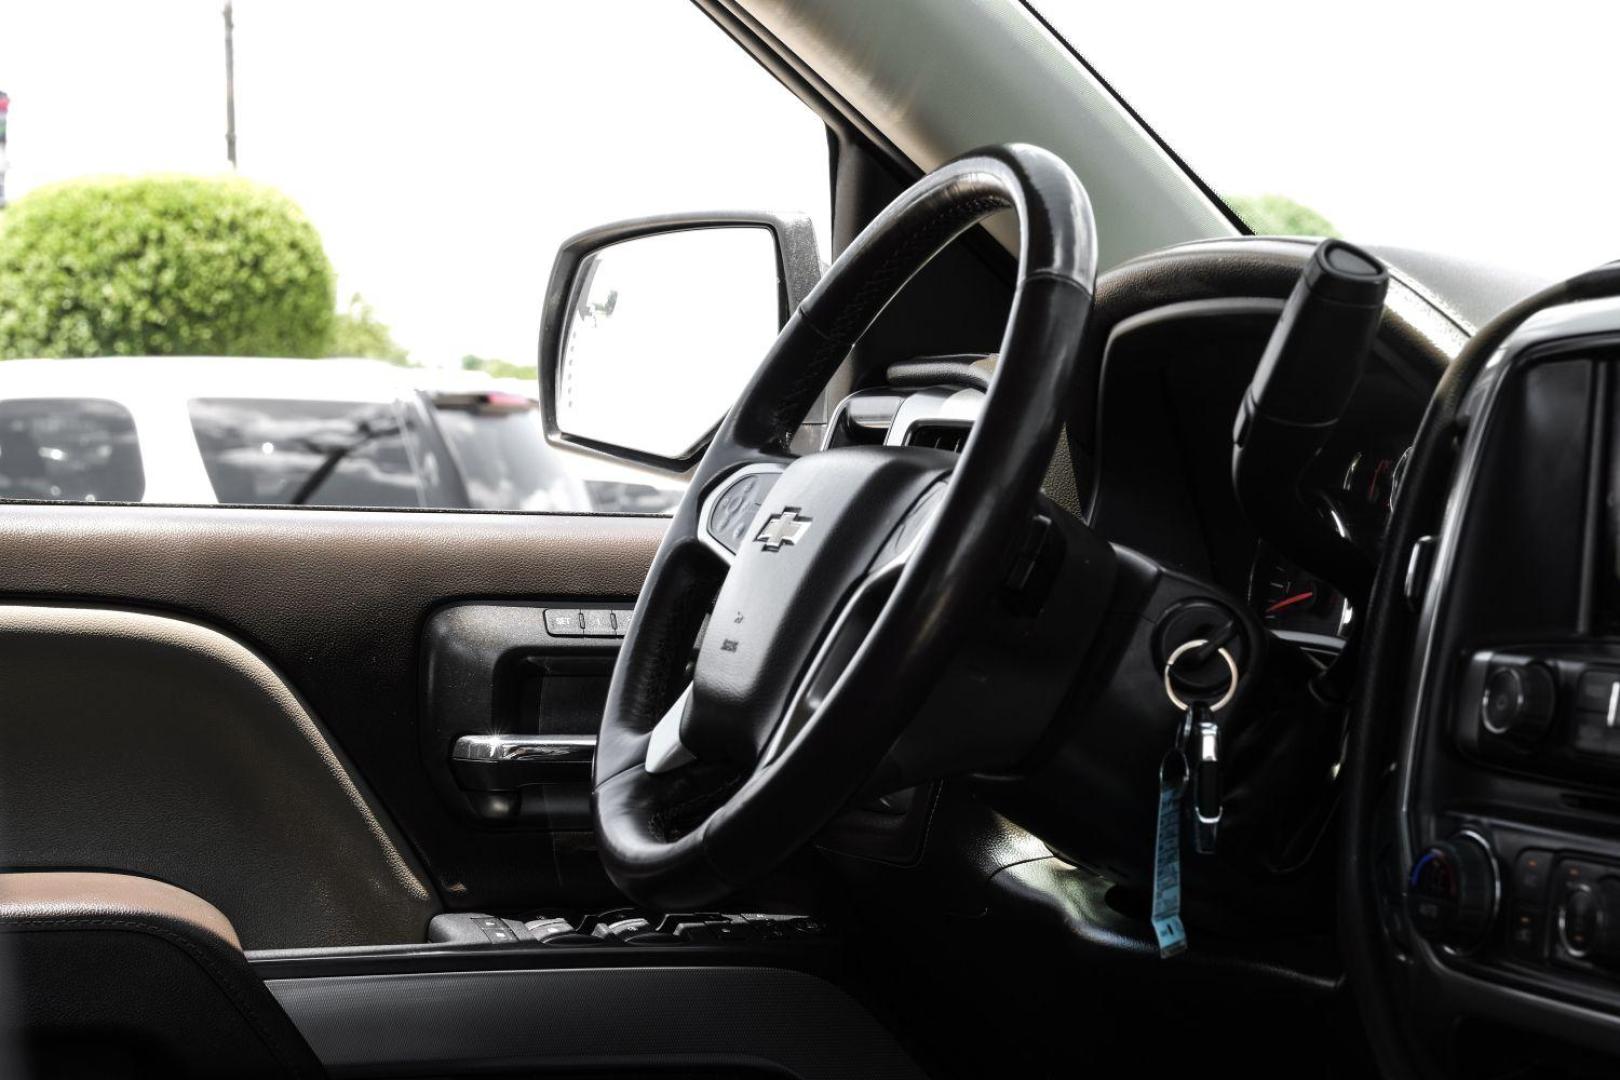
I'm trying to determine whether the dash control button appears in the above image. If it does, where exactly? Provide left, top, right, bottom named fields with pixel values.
left=1508, top=906, right=1546, bottom=960
left=545, top=609, right=585, bottom=637
left=1574, top=669, right=1620, bottom=757
left=1514, top=849, right=1552, bottom=902
left=1577, top=669, right=1620, bottom=714
left=582, top=609, right=617, bottom=637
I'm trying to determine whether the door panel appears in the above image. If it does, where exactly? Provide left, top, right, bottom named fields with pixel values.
left=0, top=504, right=665, bottom=920
left=0, top=604, right=434, bottom=948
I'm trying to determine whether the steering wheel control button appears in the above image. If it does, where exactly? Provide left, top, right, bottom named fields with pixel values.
left=1407, top=833, right=1498, bottom=950
left=545, top=608, right=586, bottom=637
left=705, top=469, right=779, bottom=555
left=1480, top=662, right=1556, bottom=746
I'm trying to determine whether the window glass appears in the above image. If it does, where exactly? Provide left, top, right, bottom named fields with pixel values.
left=0, top=399, right=144, bottom=502
left=0, top=1, right=830, bottom=512
left=189, top=398, right=421, bottom=507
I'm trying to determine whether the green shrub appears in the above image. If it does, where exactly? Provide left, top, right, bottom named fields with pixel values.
left=1224, top=194, right=1341, bottom=239
left=0, top=174, right=336, bottom=359
left=327, top=292, right=411, bottom=364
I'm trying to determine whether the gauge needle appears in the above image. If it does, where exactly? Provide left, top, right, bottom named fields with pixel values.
left=1266, top=591, right=1315, bottom=615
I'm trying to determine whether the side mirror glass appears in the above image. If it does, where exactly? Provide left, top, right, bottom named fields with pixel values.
left=539, top=213, right=820, bottom=469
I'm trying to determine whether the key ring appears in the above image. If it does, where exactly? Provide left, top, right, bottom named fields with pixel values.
left=1163, top=638, right=1239, bottom=713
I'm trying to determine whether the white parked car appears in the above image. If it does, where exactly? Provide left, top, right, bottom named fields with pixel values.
left=0, top=356, right=684, bottom=513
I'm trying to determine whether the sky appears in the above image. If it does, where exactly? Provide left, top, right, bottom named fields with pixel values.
left=3, top=0, right=1619, bottom=368
left=0, top=0, right=831, bottom=366
left=1044, top=1, right=1620, bottom=282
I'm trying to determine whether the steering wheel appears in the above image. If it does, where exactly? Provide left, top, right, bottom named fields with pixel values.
left=592, top=143, right=1097, bottom=908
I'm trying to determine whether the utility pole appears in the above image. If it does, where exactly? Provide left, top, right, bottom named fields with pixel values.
left=0, top=90, right=9, bottom=207
left=223, top=1, right=237, bottom=168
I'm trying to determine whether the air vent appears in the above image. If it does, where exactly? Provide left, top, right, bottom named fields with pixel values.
left=904, top=421, right=971, bottom=454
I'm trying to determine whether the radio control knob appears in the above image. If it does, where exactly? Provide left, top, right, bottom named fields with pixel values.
left=1408, top=832, right=1498, bottom=949
left=1481, top=663, right=1556, bottom=746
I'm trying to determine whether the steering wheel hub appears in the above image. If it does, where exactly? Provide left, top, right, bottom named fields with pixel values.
left=688, top=447, right=957, bottom=767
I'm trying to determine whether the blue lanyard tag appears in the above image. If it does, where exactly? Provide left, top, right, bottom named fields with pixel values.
left=1152, top=747, right=1189, bottom=958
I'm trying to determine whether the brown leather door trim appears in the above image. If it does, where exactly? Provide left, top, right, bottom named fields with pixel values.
left=0, top=503, right=666, bottom=918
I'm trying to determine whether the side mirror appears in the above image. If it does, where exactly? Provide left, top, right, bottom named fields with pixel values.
left=538, top=212, right=821, bottom=470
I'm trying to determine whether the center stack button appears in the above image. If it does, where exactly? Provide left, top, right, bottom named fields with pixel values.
left=1573, top=667, right=1620, bottom=757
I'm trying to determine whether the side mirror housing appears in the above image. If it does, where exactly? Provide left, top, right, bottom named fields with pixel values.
left=537, top=212, right=821, bottom=471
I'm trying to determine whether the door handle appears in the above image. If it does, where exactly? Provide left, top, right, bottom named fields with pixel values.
left=452, top=734, right=596, bottom=782
left=450, top=735, right=597, bottom=823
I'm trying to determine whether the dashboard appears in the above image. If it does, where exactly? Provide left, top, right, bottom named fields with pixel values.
left=798, top=233, right=1620, bottom=1074
left=823, top=298, right=1435, bottom=664
left=1080, top=297, right=1431, bottom=656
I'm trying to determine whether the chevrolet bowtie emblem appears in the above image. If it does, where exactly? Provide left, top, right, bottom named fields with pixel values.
left=755, top=510, right=812, bottom=552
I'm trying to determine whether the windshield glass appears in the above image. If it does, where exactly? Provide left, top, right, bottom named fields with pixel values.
left=1035, top=1, right=1620, bottom=280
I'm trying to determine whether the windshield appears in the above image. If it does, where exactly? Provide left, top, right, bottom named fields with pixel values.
left=1035, top=1, right=1620, bottom=280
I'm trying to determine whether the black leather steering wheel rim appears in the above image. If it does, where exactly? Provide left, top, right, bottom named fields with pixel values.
left=592, top=143, right=1098, bottom=909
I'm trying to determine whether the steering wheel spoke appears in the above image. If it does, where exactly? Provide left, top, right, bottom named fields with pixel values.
left=757, top=479, right=947, bottom=766
left=644, top=683, right=696, bottom=775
